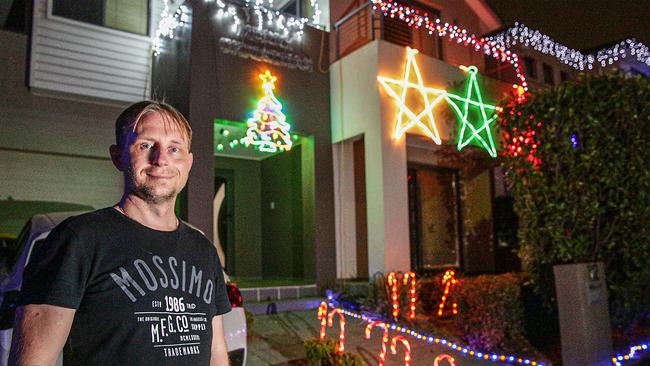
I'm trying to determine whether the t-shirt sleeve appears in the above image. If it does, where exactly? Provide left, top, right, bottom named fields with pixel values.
left=212, top=254, right=232, bottom=316
left=18, top=223, right=92, bottom=309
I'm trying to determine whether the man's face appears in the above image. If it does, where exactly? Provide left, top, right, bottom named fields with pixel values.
left=120, top=112, right=193, bottom=204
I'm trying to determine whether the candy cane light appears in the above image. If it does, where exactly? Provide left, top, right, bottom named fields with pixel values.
left=434, top=353, right=457, bottom=366
left=317, top=301, right=328, bottom=340
left=387, top=271, right=417, bottom=320
left=365, top=321, right=389, bottom=366
left=327, top=308, right=346, bottom=354
left=390, top=335, right=412, bottom=366
left=437, top=270, right=459, bottom=317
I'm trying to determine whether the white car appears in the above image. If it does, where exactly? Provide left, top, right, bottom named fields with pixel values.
left=0, top=211, right=247, bottom=366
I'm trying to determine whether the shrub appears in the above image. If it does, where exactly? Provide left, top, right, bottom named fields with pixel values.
left=499, top=72, right=650, bottom=328
left=452, top=273, right=526, bottom=351
left=304, top=338, right=366, bottom=366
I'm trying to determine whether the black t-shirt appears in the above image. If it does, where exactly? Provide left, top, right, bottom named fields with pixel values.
left=18, top=208, right=232, bottom=365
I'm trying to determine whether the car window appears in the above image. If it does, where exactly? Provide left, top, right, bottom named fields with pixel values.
left=5, top=220, right=32, bottom=274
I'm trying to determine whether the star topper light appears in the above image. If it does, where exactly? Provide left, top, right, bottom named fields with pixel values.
left=377, top=47, right=446, bottom=145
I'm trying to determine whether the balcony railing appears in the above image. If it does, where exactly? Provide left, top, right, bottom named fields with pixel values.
left=334, top=1, right=442, bottom=61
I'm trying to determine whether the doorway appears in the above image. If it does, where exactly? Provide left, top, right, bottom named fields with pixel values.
left=407, top=165, right=462, bottom=271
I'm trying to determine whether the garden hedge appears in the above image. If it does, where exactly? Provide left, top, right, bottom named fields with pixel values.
left=498, top=72, right=650, bottom=327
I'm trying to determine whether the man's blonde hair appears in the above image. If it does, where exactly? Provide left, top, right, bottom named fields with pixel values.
left=115, top=100, right=192, bottom=150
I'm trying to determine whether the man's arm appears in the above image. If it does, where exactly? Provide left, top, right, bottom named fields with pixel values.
left=8, top=304, right=75, bottom=366
left=210, top=315, right=229, bottom=366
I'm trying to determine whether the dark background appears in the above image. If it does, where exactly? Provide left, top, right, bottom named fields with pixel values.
left=485, top=0, right=650, bottom=50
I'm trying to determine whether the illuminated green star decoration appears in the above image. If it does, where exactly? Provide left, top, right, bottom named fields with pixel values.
left=445, top=66, right=501, bottom=158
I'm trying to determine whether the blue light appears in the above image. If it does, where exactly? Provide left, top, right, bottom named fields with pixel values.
left=570, top=133, right=579, bottom=148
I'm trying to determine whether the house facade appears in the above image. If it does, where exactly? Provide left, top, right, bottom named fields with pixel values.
left=329, top=0, right=516, bottom=278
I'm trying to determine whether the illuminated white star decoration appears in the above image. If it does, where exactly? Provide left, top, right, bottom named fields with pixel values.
left=377, top=47, right=447, bottom=144
left=445, top=65, right=501, bottom=158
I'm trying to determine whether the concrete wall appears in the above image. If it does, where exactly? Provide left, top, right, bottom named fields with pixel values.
left=0, top=30, right=123, bottom=211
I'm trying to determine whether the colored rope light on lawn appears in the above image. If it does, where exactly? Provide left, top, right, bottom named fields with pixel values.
left=241, top=70, right=293, bottom=153
left=366, top=321, right=389, bottom=366
left=434, top=354, right=457, bottom=366
left=327, top=308, right=346, bottom=354
left=611, top=341, right=649, bottom=366
left=371, top=1, right=528, bottom=91
left=486, top=23, right=650, bottom=70
left=437, top=270, right=459, bottom=317
left=318, top=301, right=328, bottom=340
left=390, top=335, right=412, bottom=366
left=326, top=305, right=547, bottom=366
left=378, top=48, right=446, bottom=145
left=152, top=1, right=189, bottom=56
left=446, top=66, right=501, bottom=158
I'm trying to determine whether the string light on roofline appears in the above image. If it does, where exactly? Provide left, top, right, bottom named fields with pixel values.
left=152, top=0, right=189, bottom=56
left=371, top=1, right=528, bottom=91
left=486, top=23, right=650, bottom=70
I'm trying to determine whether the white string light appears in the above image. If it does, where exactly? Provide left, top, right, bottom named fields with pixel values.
left=152, top=0, right=188, bottom=56
left=487, top=23, right=650, bottom=71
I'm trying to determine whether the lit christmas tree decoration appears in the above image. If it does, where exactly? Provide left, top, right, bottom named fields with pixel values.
left=241, top=70, right=293, bottom=153
left=612, top=342, right=649, bottom=366
left=378, top=48, right=447, bottom=145
left=486, top=23, right=650, bottom=70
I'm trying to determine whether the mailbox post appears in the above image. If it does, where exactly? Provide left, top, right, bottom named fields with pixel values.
left=554, top=262, right=613, bottom=366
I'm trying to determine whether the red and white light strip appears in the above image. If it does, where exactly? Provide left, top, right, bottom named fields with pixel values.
left=371, top=1, right=528, bottom=91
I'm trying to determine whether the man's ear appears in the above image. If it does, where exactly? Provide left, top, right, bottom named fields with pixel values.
left=109, top=144, right=126, bottom=171
left=188, top=152, right=194, bottom=170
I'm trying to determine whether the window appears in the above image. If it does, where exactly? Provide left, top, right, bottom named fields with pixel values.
left=52, top=0, right=149, bottom=35
left=543, top=63, right=555, bottom=85
left=523, top=57, right=537, bottom=79
left=407, top=166, right=462, bottom=270
left=280, top=0, right=300, bottom=17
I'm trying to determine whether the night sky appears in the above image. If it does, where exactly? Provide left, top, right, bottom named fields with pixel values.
left=484, top=0, right=650, bottom=50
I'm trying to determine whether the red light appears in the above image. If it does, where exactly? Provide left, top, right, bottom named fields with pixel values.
left=226, top=282, right=243, bottom=308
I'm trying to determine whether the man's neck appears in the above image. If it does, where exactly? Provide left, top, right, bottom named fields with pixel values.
left=116, top=195, right=179, bottom=231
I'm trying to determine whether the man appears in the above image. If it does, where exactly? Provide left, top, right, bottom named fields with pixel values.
left=9, top=101, right=231, bottom=365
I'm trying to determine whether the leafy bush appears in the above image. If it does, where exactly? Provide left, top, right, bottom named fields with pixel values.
left=499, top=72, right=650, bottom=327
left=452, top=273, right=526, bottom=351
left=304, top=338, right=366, bottom=366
